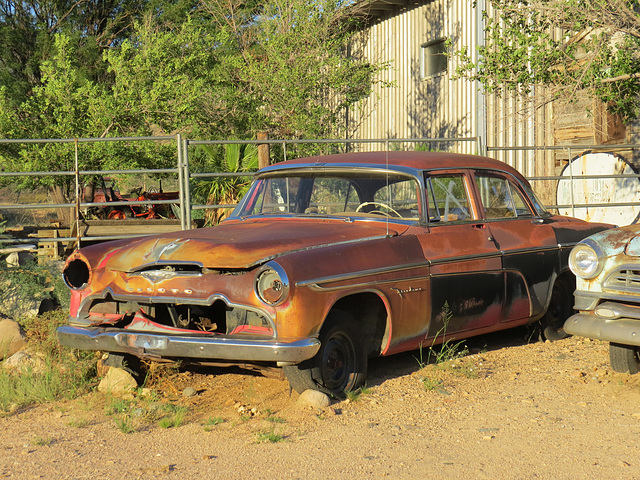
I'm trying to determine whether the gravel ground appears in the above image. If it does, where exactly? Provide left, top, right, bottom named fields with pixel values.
left=1, top=330, right=640, bottom=479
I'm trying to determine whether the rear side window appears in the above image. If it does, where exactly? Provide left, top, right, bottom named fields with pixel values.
left=475, top=175, right=532, bottom=219
left=426, top=174, right=472, bottom=222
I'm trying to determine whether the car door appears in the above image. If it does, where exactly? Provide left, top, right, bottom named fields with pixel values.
left=418, top=171, right=505, bottom=340
left=472, top=171, right=559, bottom=320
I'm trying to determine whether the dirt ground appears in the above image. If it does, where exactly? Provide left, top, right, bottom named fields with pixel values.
left=2, top=329, right=640, bottom=480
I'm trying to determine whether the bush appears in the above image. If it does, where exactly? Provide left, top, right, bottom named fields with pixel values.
left=0, top=257, right=69, bottom=319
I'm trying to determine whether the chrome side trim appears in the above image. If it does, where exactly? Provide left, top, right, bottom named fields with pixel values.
left=296, top=260, right=431, bottom=289
left=500, top=245, right=562, bottom=256
left=56, top=325, right=320, bottom=363
left=297, top=250, right=508, bottom=289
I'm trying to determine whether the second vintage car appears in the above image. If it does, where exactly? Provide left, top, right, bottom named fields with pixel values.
left=564, top=225, right=640, bottom=374
left=58, top=151, right=611, bottom=396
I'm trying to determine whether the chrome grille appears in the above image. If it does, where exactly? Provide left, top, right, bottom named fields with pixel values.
left=604, top=268, right=640, bottom=292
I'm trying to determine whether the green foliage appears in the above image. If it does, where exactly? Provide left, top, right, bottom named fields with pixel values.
left=0, top=311, right=97, bottom=414
left=421, top=377, right=444, bottom=392
left=192, top=142, right=259, bottom=225
left=203, top=416, right=225, bottom=431
left=0, top=258, right=69, bottom=316
left=344, top=385, right=372, bottom=402
left=416, top=302, right=468, bottom=369
left=265, top=414, right=286, bottom=424
left=0, top=0, right=387, bottom=211
left=67, top=417, right=91, bottom=428
left=453, top=0, right=640, bottom=121
left=114, top=415, right=137, bottom=434
left=31, top=436, right=55, bottom=447
left=256, top=428, right=286, bottom=443
left=104, top=392, right=190, bottom=432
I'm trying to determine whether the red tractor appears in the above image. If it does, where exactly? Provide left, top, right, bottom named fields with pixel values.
left=83, top=178, right=179, bottom=220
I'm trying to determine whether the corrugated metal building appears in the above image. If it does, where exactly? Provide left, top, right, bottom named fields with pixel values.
left=346, top=0, right=632, bottom=189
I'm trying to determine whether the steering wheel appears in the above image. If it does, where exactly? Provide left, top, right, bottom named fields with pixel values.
left=356, top=201, right=402, bottom=218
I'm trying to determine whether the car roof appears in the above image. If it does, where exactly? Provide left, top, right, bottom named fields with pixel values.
left=262, top=151, right=527, bottom=183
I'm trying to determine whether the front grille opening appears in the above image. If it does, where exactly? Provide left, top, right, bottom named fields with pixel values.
left=148, top=301, right=273, bottom=336
left=605, top=269, right=640, bottom=291
left=133, top=263, right=204, bottom=274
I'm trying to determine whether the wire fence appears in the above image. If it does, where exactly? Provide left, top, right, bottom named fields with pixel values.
left=0, top=135, right=637, bottom=257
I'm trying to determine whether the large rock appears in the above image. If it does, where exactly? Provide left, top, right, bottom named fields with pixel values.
left=3, top=350, right=45, bottom=373
left=0, top=318, right=26, bottom=360
left=297, top=389, right=331, bottom=409
left=98, top=367, right=138, bottom=396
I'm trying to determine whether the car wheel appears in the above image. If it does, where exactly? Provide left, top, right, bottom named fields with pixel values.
left=609, top=343, right=640, bottom=374
left=540, top=278, right=573, bottom=341
left=283, top=311, right=367, bottom=398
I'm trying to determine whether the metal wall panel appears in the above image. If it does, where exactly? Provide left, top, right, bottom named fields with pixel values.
left=349, top=1, right=556, bottom=175
left=350, top=1, right=480, bottom=154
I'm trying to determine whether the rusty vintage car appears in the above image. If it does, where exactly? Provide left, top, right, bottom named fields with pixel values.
left=564, top=225, right=640, bottom=374
left=57, top=151, right=611, bottom=396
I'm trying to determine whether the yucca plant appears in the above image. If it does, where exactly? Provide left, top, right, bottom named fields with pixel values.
left=193, top=142, right=260, bottom=225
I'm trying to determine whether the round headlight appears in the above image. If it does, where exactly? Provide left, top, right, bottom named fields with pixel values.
left=569, top=240, right=604, bottom=279
left=255, top=263, right=289, bottom=305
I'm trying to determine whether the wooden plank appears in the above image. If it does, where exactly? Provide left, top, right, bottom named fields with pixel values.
left=78, top=219, right=196, bottom=238
left=38, top=229, right=60, bottom=263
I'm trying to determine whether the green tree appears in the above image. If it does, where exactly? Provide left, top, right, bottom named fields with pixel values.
left=454, top=0, right=640, bottom=122
left=0, top=0, right=387, bottom=225
left=0, top=0, right=153, bottom=105
left=199, top=0, right=386, bottom=144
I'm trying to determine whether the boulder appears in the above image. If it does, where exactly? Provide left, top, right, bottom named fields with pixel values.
left=98, top=367, right=138, bottom=396
left=2, top=350, right=46, bottom=373
left=0, top=318, right=26, bottom=360
left=297, top=389, right=331, bottom=409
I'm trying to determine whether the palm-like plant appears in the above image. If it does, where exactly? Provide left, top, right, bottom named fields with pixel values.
left=194, top=143, right=260, bottom=225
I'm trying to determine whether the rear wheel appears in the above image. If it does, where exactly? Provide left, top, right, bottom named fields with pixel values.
left=284, top=311, right=367, bottom=398
left=609, top=343, right=640, bottom=374
left=540, top=277, right=573, bottom=341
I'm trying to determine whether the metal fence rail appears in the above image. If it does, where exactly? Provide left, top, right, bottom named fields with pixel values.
left=0, top=136, right=638, bottom=255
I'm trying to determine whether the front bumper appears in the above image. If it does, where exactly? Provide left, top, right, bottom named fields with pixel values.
left=565, top=311, right=640, bottom=347
left=57, top=325, right=320, bottom=364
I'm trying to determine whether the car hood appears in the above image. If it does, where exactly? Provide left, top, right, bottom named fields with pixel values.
left=576, top=224, right=640, bottom=257
left=83, top=217, right=410, bottom=271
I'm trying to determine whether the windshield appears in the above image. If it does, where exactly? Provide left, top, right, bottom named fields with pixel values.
left=233, top=171, right=421, bottom=221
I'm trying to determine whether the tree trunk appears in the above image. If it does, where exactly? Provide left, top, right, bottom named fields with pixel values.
left=49, top=185, right=73, bottom=227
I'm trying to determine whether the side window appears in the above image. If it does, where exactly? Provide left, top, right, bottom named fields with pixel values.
left=373, top=179, right=420, bottom=220
left=426, top=175, right=471, bottom=222
left=475, top=175, right=533, bottom=219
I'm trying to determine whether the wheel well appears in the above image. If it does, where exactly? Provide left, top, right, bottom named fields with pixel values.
left=552, top=270, right=575, bottom=305
left=330, top=293, right=388, bottom=357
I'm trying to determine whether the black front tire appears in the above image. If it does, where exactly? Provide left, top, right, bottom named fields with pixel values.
left=284, top=311, right=367, bottom=398
left=609, top=343, right=640, bottom=374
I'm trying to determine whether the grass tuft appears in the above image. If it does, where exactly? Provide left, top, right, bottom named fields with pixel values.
left=256, top=428, right=286, bottom=443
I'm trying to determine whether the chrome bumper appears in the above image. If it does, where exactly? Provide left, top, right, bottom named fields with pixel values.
left=564, top=313, right=640, bottom=347
left=57, top=325, right=320, bottom=364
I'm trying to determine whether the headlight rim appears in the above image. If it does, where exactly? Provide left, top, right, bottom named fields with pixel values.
left=254, top=261, right=290, bottom=306
left=569, top=238, right=604, bottom=279
left=63, top=255, right=92, bottom=290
